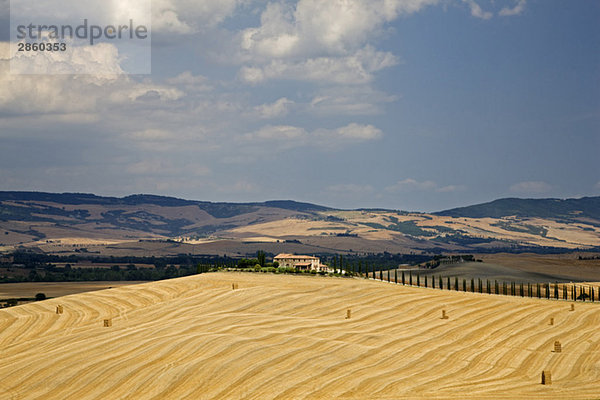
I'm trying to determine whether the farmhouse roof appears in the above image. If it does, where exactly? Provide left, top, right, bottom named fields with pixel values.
left=274, top=253, right=318, bottom=260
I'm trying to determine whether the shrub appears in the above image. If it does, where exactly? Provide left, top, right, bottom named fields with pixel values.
left=35, top=293, right=46, bottom=301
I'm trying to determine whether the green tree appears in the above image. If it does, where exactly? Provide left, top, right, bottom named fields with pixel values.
left=35, top=293, right=46, bottom=301
left=257, top=251, right=266, bottom=267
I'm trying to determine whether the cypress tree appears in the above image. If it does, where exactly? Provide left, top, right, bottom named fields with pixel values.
left=417, top=273, right=420, bottom=287
left=431, top=274, right=435, bottom=289
left=402, top=270, right=405, bottom=285
left=409, top=271, right=413, bottom=286
left=387, top=270, right=390, bottom=282
left=478, top=278, right=483, bottom=293
left=379, top=268, right=383, bottom=281
left=503, top=282, right=507, bottom=296
left=447, top=276, right=451, bottom=291
left=470, top=278, right=474, bottom=292
left=462, top=278, right=466, bottom=292
left=395, top=269, right=398, bottom=284
left=537, top=283, right=541, bottom=298
left=563, top=284, right=567, bottom=300
left=520, top=282, right=524, bottom=297
left=425, top=275, right=428, bottom=288
left=372, top=264, right=375, bottom=280
left=554, top=283, right=558, bottom=299
left=495, top=280, right=499, bottom=295
left=439, top=276, right=443, bottom=290
left=546, top=283, right=550, bottom=299
left=455, top=277, right=459, bottom=291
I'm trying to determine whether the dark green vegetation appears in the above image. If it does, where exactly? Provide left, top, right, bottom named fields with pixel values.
left=0, top=252, right=221, bottom=283
left=490, top=221, right=548, bottom=237
left=0, top=250, right=430, bottom=284
left=436, top=197, right=600, bottom=225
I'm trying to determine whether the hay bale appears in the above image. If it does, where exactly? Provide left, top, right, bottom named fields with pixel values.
left=103, top=319, right=112, bottom=327
left=346, top=309, right=351, bottom=319
left=549, top=317, right=554, bottom=326
left=554, top=341, right=561, bottom=353
left=232, top=283, right=238, bottom=290
left=56, top=305, right=63, bottom=314
left=570, top=304, right=575, bottom=311
left=441, top=310, right=449, bottom=319
left=541, top=370, right=551, bottom=385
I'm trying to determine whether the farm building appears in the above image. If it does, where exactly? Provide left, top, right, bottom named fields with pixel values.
left=273, top=254, right=327, bottom=272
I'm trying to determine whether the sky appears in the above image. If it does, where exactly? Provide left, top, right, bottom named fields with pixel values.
left=0, top=0, right=599, bottom=212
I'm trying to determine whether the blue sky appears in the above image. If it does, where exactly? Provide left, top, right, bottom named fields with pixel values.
left=0, top=0, right=598, bottom=211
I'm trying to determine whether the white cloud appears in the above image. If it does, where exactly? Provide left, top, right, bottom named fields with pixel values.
left=309, top=86, right=397, bottom=115
left=166, top=71, right=212, bottom=92
left=386, top=178, right=465, bottom=193
left=241, top=122, right=382, bottom=150
left=509, top=181, right=552, bottom=195
left=463, top=0, right=492, bottom=20
left=386, top=178, right=437, bottom=192
left=239, top=45, right=398, bottom=84
left=240, top=0, right=439, bottom=60
left=499, top=0, right=527, bottom=17
left=236, top=0, right=437, bottom=84
left=254, top=97, right=295, bottom=119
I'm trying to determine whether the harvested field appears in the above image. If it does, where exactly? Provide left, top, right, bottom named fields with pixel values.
left=0, top=281, right=148, bottom=300
left=1, top=272, right=600, bottom=399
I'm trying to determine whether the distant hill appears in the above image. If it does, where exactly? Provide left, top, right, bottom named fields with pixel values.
left=436, top=197, right=600, bottom=224
left=1, top=191, right=599, bottom=256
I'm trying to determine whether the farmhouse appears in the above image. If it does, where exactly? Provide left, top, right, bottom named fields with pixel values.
left=274, top=253, right=327, bottom=272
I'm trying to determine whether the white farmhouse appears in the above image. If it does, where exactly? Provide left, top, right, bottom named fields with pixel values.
left=273, top=253, right=328, bottom=272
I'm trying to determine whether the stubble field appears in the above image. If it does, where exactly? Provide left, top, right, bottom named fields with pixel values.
left=1, top=272, right=599, bottom=399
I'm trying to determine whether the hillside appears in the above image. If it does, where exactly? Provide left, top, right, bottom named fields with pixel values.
left=436, top=197, right=600, bottom=222
left=1, top=272, right=599, bottom=399
left=1, top=192, right=599, bottom=256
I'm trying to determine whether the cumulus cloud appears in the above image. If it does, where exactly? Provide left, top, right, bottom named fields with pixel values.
left=463, top=0, right=493, bottom=20
left=241, top=122, right=382, bottom=150
left=386, top=178, right=465, bottom=193
left=509, top=181, right=552, bottom=195
left=240, top=0, right=439, bottom=60
left=254, top=97, right=294, bottom=119
left=239, top=45, right=398, bottom=84
left=0, top=42, right=184, bottom=117
left=499, top=0, right=527, bottom=17
left=236, top=0, right=436, bottom=84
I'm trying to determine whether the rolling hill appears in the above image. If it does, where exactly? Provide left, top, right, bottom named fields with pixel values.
left=1, top=272, right=599, bottom=399
left=0, top=192, right=599, bottom=256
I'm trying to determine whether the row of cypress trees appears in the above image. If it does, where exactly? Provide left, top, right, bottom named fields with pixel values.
left=362, top=267, right=597, bottom=302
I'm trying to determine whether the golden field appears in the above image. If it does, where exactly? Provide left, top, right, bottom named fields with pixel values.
left=1, top=272, right=600, bottom=399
